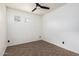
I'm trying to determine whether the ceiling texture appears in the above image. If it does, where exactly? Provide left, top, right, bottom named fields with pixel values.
left=6, top=3, right=66, bottom=16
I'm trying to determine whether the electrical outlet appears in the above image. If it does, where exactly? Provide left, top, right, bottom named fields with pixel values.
left=62, top=41, right=64, bottom=44
left=39, top=36, right=42, bottom=39
left=8, top=40, right=10, bottom=43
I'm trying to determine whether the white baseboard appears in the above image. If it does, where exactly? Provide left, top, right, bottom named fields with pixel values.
left=43, top=39, right=79, bottom=54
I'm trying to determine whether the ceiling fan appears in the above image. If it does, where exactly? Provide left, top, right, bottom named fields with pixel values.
left=32, top=3, right=50, bottom=12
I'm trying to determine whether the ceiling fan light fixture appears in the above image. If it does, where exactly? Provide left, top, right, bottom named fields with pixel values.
left=32, top=3, right=50, bottom=12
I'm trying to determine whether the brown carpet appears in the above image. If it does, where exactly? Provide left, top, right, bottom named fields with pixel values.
left=4, top=40, right=79, bottom=56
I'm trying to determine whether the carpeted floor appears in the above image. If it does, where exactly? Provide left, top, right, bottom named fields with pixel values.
left=4, top=40, right=79, bottom=56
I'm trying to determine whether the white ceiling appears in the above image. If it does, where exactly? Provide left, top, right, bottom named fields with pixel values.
left=6, top=3, right=66, bottom=16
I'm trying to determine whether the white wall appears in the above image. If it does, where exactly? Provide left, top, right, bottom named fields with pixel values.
left=7, top=8, right=42, bottom=46
left=0, top=4, right=7, bottom=55
left=43, top=3, right=79, bottom=53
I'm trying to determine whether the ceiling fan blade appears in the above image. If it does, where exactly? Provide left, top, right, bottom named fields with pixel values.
left=36, top=3, right=41, bottom=7
left=40, top=6, right=50, bottom=9
left=32, top=8, right=37, bottom=12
